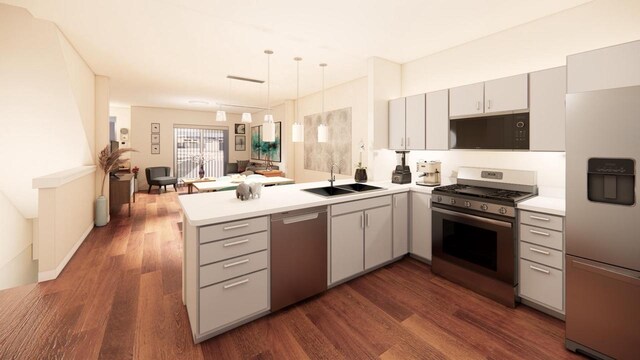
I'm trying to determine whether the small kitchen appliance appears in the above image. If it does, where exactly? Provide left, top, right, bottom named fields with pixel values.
left=431, top=167, right=538, bottom=307
left=416, top=160, right=441, bottom=186
left=392, top=151, right=412, bottom=184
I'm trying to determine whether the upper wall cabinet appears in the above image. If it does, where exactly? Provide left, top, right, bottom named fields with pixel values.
left=530, top=66, right=566, bottom=151
left=449, top=82, right=484, bottom=118
left=388, top=97, right=406, bottom=150
left=567, top=40, right=640, bottom=93
left=449, top=74, right=528, bottom=118
left=425, top=89, right=449, bottom=150
left=389, top=94, right=426, bottom=150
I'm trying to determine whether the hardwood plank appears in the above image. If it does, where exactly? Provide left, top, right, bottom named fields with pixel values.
left=98, top=268, right=141, bottom=359
left=140, top=232, right=160, bottom=274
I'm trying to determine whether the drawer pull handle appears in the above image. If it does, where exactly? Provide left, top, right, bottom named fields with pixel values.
left=223, top=239, right=249, bottom=247
left=529, top=229, right=550, bottom=237
left=530, top=215, right=550, bottom=221
left=223, top=259, right=249, bottom=268
left=223, top=278, right=249, bottom=289
left=223, top=223, right=250, bottom=231
left=529, top=247, right=550, bottom=255
left=530, top=265, right=550, bottom=274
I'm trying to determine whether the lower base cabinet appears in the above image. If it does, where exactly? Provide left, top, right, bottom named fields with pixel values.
left=392, top=193, right=409, bottom=258
left=410, top=192, right=432, bottom=260
left=330, top=196, right=392, bottom=284
left=199, top=269, right=269, bottom=334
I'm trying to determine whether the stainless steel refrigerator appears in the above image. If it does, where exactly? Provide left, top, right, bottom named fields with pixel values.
left=565, top=86, right=640, bottom=360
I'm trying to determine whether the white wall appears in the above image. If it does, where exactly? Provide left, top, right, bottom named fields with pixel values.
left=0, top=190, right=35, bottom=290
left=130, top=106, right=250, bottom=189
left=369, top=0, right=640, bottom=189
left=0, top=4, right=97, bottom=289
left=294, top=77, right=368, bottom=183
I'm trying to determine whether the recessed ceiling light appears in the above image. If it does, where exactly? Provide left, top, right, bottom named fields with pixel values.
left=188, top=100, right=209, bottom=105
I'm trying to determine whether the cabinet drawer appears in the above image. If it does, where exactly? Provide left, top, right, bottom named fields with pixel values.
left=520, top=210, right=563, bottom=231
left=200, top=231, right=268, bottom=265
left=200, top=250, right=268, bottom=288
left=520, top=242, right=563, bottom=270
left=200, top=216, right=268, bottom=243
left=520, top=224, right=563, bottom=251
left=331, top=195, right=391, bottom=217
left=199, top=269, right=268, bottom=334
left=519, top=259, right=563, bottom=311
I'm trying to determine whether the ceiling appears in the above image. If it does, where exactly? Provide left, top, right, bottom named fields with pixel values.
left=3, top=0, right=592, bottom=113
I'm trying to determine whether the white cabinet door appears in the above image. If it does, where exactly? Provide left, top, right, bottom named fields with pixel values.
left=392, top=193, right=409, bottom=258
left=530, top=67, right=566, bottom=151
left=331, top=212, right=364, bottom=283
left=364, top=206, right=392, bottom=270
left=449, top=82, right=484, bottom=118
left=405, top=94, right=426, bottom=150
left=484, top=74, right=528, bottom=114
left=388, top=97, right=406, bottom=150
left=426, top=89, right=449, bottom=150
left=567, top=40, right=640, bottom=93
left=484, top=74, right=529, bottom=113
left=410, top=192, right=432, bottom=260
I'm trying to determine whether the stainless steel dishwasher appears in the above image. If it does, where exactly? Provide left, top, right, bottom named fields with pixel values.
left=271, top=206, right=327, bottom=312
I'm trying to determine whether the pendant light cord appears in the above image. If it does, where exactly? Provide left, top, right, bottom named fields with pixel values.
left=267, top=52, right=271, bottom=116
left=296, top=59, right=300, bottom=124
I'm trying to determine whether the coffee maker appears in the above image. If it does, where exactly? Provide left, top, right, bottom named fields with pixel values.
left=392, top=151, right=412, bottom=184
left=416, top=160, right=441, bottom=186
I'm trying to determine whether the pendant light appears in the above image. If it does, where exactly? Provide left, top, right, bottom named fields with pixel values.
left=262, top=49, right=276, bottom=142
left=216, top=107, right=227, bottom=122
left=292, top=57, right=304, bottom=142
left=317, top=63, right=328, bottom=143
left=241, top=112, right=252, bottom=123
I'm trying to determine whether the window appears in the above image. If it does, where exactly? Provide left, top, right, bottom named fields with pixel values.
left=174, top=127, right=228, bottom=180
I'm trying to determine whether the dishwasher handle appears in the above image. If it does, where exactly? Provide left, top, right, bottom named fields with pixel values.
left=282, top=212, right=320, bottom=225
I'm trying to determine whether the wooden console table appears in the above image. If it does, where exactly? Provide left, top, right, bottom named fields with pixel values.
left=110, top=173, right=134, bottom=216
left=255, top=170, right=284, bottom=177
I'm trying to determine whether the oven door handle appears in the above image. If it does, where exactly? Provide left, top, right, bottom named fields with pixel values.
left=432, top=207, right=512, bottom=228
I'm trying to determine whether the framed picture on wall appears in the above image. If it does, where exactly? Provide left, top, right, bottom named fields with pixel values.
left=235, top=123, right=246, bottom=134
left=235, top=135, right=246, bottom=151
left=151, top=144, right=160, bottom=154
left=151, top=123, right=160, bottom=133
left=151, top=134, right=160, bottom=144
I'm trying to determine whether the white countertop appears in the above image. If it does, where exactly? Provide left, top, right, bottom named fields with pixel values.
left=179, top=179, right=439, bottom=226
left=517, top=196, right=566, bottom=216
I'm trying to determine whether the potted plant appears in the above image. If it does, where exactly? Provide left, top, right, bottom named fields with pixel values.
left=96, top=145, right=135, bottom=226
left=354, top=140, right=367, bottom=182
left=193, top=153, right=208, bottom=179
left=131, top=166, right=140, bottom=192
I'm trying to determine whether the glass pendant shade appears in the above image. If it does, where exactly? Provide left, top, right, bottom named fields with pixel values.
left=292, top=123, right=304, bottom=142
left=216, top=110, right=227, bottom=122
left=263, top=120, right=276, bottom=142
left=241, top=112, right=252, bottom=123
left=317, top=123, right=328, bottom=143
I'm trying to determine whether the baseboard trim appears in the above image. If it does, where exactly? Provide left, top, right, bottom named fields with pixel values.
left=38, top=223, right=94, bottom=282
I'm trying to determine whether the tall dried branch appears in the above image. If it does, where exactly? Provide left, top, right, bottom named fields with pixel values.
left=98, top=145, right=137, bottom=197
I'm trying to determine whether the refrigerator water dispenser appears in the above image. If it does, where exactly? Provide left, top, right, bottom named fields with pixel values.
left=587, top=158, right=635, bottom=205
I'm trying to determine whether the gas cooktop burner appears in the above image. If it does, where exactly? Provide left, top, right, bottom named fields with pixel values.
left=433, top=184, right=535, bottom=204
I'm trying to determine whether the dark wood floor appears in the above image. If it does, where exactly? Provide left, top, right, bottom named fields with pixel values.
left=0, top=190, right=584, bottom=359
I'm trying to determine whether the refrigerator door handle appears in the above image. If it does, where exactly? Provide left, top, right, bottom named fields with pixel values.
left=571, top=259, right=640, bottom=286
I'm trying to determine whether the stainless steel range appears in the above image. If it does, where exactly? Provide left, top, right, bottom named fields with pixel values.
left=431, top=167, right=537, bottom=307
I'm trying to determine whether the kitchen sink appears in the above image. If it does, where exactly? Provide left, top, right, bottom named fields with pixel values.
left=302, top=186, right=355, bottom=197
left=302, top=183, right=384, bottom=197
left=336, top=183, right=384, bottom=192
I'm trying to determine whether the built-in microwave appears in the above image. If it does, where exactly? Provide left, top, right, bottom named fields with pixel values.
left=450, top=113, right=529, bottom=150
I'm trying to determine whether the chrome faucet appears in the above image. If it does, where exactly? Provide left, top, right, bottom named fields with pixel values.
left=329, top=163, right=338, bottom=187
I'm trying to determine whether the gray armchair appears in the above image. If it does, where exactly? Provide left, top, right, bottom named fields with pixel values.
left=145, top=166, right=177, bottom=193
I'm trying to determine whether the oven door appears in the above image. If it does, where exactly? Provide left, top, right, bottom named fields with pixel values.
left=432, top=205, right=516, bottom=285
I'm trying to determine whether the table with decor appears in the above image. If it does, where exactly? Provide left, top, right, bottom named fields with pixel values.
left=182, top=177, right=216, bottom=194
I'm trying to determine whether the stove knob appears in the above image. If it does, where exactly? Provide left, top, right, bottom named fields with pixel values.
left=436, top=196, right=442, bottom=202
left=480, top=204, right=488, bottom=211
left=450, top=198, right=456, bottom=205
left=464, top=201, right=471, bottom=208
left=499, top=207, right=507, bottom=215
